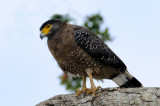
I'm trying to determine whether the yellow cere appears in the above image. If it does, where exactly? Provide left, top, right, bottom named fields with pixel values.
left=41, top=24, right=52, bottom=35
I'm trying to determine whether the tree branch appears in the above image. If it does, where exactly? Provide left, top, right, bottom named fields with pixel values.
left=36, top=88, right=160, bottom=106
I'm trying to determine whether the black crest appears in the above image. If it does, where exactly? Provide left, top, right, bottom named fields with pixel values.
left=40, top=19, right=65, bottom=31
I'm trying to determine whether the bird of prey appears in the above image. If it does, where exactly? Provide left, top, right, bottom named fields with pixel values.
left=40, top=19, right=143, bottom=97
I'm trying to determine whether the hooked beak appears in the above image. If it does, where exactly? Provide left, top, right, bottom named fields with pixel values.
left=40, top=33, right=45, bottom=40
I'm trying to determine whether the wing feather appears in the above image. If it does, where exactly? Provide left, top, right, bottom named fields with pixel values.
left=73, top=27, right=126, bottom=72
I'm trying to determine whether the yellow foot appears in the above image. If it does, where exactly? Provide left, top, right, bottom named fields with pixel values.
left=76, top=87, right=90, bottom=96
left=87, top=86, right=101, bottom=97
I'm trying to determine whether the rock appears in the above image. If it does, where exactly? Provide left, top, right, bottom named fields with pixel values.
left=36, top=87, right=160, bottom=106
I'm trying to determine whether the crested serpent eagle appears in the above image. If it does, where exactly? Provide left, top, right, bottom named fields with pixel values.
left=40, top=19, right=143, bottom=96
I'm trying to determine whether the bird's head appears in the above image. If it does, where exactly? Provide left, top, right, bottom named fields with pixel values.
left=40, top=19, right=65, bottom=39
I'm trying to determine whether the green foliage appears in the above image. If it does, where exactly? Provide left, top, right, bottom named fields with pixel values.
left=84, top=14, right=112, bottom=42
left=59, top=74, right=82, bottom=91
left=51, top=14, right=72, bottom=23
left=51, top=13, right=112, bottom=92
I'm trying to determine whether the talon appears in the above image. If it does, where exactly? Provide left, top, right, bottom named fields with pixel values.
left=76, top=88, right=83, bottom=96
left=93, top=86, right=101, bottom=96
left=76, top=87, right=89, bottom=96
left=86, top=89, right=92, bottom=95
left=75, top=75, right=101, bottom=97
left=96, top=86, right=101, bottom=90
left=76, top=89, right=80, bottom=92
left=76, top=77, right=88, bottom=96
left=86, top=86, right=101, bottom=96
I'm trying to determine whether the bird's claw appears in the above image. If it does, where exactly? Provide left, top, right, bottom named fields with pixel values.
left=86, top=86, right=101, bottom=97
left=76, top=87, right=89, bottom=96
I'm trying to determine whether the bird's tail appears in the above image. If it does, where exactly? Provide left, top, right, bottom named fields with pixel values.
left=112, top=70, right=143, bottom=88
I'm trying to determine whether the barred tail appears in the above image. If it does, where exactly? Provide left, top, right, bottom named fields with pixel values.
left=112, top=70, right=143, bottom=88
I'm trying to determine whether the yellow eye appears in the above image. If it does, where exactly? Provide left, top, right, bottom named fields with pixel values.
left=41, top=24, right=52, bottom=35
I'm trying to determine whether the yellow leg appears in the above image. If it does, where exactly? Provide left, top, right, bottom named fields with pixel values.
left=76, top=77, right=89, bottom=96
left=86, top=72, right=101, bottom=97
